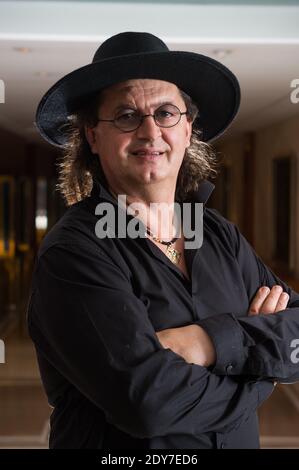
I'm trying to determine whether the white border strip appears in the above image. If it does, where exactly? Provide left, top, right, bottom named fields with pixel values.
left=1, top=34, right=299, bottom=45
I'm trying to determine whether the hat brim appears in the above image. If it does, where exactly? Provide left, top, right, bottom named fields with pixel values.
left=35, top=50, right=240, bottom=147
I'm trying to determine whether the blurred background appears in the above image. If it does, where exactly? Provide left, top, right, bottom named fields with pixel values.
left=0, top=0, right=299, bottom=448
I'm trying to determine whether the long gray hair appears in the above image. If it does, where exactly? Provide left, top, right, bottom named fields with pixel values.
left=56, top=88, right=219, bottom=206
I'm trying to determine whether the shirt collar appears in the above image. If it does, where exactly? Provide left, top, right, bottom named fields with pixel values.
left=192, top=179, right=215, bottom=205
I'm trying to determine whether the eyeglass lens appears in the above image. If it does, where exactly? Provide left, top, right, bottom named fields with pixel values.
left=114, top=104, right=182, bottom=131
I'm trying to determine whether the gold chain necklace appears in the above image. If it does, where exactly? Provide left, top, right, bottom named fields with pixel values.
left=146, top=228, right=181, bottom=265
left=108, top=187, right=181, bottom=264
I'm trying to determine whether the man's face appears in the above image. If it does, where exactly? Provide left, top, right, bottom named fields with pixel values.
left=85, top=79, right=192, bottom=194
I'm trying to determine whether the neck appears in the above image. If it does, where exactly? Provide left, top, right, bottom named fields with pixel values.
left=108, top=184, right=180, bottom=240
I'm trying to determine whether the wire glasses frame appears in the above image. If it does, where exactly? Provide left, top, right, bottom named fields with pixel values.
left=95, top=104, right=189, bottom=132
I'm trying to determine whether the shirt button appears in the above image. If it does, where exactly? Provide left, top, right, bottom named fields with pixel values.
left=226, top=364, right=233, bottom=374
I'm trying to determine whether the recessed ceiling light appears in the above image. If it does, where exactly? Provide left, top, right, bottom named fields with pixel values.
left=34, top=71, right=57, bottom=78
left=212, top=49, right=233, bottom=59
left=13, top=47, right=32, bottom=53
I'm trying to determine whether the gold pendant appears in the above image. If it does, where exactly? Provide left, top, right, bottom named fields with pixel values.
left=166, top=245, right=181, bottom=264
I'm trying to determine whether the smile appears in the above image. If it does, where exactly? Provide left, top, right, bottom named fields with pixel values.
left=131, top=151, right=164, bottom=158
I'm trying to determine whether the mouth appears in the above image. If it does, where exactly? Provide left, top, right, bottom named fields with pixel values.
left=131, top=151, right=165, bottom=158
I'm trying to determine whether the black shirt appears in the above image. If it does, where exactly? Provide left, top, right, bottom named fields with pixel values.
left=27, top=176, right=299, bottom=449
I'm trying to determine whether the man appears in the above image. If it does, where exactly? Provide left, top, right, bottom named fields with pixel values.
left=28, top=31, right=299, bottom=449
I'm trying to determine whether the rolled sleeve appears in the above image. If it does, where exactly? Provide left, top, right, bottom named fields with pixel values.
left=196, top=313, right=247, bottom=375
left=200, top=209, right=299, bottom=383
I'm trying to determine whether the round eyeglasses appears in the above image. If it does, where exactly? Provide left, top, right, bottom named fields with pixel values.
left=96, top=104, right=188, bottom=132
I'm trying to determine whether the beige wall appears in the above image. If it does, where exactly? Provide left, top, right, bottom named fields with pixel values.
left=214, top=137, right=245, bottom=226
left=254, top=115, right=299, bottom=275
left=215, top=113, right=299, bottom=276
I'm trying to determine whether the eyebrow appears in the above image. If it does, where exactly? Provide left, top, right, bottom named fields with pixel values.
left=113, top=101, right=175, bottom=113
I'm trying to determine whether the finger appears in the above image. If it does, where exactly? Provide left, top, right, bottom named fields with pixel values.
left=260, top=285, right=283, bottom=314
left=274, top=292, right=289, bottom=312
left=248, top=286, right=271, bottom=316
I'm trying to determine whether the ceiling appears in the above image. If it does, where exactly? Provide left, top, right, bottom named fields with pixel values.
left=0, top=0, right=299, bottom=148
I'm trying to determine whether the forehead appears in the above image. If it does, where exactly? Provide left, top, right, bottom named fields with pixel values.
left=100, top=79, right=182, bottom=104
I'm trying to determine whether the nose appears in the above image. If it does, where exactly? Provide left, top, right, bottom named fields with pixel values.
left=135, top=114, right=162, bottom=141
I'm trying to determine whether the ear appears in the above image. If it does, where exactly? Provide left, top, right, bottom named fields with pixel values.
left=84, top=125, right=98, bottom=154
left=185, top=120, right=192, bottom=148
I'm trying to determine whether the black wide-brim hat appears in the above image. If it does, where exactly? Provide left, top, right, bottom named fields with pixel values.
left=35, top=31, right=241, bottom=147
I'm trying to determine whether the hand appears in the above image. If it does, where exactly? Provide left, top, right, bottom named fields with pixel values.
left=248, top=285, right=289, bottom=316
left=156, top=324, right=216, bottom=367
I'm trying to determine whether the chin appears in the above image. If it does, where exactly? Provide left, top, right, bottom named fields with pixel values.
left=139, top=169, right=168, bottom=183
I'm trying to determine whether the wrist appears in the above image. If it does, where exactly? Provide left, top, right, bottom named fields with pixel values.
left=195, top=325, right=216, bottom=367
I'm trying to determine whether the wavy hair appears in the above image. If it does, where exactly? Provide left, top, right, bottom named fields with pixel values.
left=56, top=88, right=219, bottom=206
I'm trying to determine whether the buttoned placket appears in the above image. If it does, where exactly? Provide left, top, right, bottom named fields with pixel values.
left=92, top=178, right=213, bottom=322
